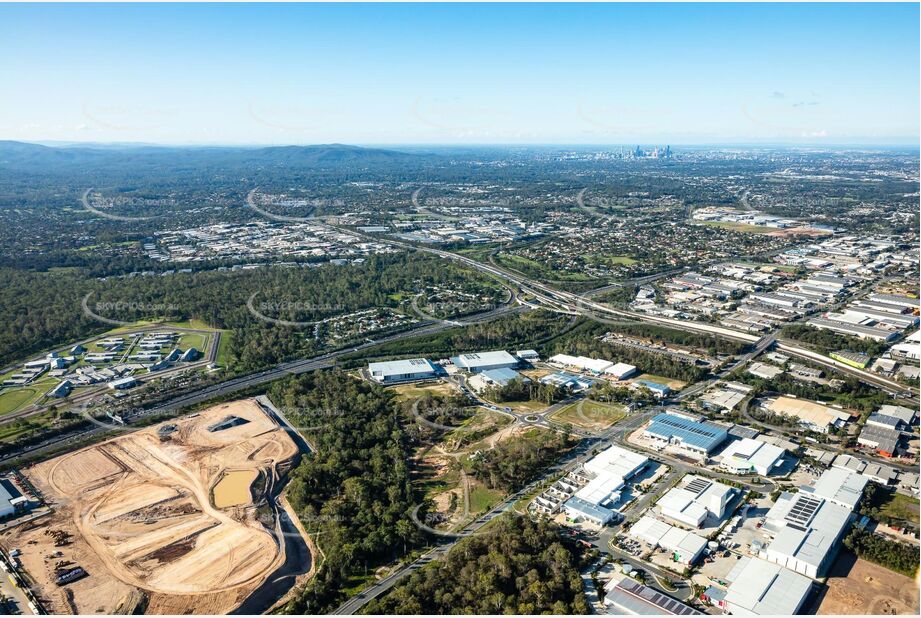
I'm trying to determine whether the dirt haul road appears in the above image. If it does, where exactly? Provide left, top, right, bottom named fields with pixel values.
left=1, top=398, right=301, bottom=614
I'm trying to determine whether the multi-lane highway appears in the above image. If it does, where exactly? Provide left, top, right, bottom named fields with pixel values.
left=328, top=218, right=917, bottom=398
left=243, top=192, right=918, bottom=399
left=0, top=303, right=526, bottom=466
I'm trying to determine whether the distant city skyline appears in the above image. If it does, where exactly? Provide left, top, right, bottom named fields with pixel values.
left=1, top=2, right=919, bottom=145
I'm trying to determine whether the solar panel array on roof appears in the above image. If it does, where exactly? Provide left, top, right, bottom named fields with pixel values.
left=609, top=579, right=702, bottom=615
left=684, top=477, right=712, bottom=495
left=645, top=413, right=728, bottom=452
left=785, top=495, right=822, bottom=528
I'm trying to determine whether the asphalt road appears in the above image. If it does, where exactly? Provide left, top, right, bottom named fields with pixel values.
left=1, top=304, right=525, bottom=465
left=337, top=221, right=918, bottom=398
left=332, top=425, right=625, bottom=615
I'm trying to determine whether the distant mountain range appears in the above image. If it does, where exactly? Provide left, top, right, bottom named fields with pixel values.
left=0, top=141, right=427, bottom=171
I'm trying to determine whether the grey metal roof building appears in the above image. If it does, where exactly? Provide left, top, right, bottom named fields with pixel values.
left=857, top=424, right=902, bottom=455
left=0, top=483, right=16, bottom=517
left=867, top=293, right=920, bottom=309
left=562, top=496, right=614, bottom=526
left=877, top=404, right=917, bottom=426
left=866, top=413, right=905, bottom=430
left=807, top=317, right=899, bottom=342
left=476, top=367, right=527, bottom=387
left=842, top=308, right=918, bottom=329
left=831, top=454, right=897, bottom=485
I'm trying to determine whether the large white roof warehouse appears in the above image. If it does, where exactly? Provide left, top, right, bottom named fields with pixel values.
left=766, top=396, right=851, bottom=433
left=723, top=556, right=813, bottom=615
left=759, top=490, right=852, bottom=578
left=718, top=438, right=785, bottom=476
left=549, top=353, right=612, bottom=373
left=368, top=358, right=438, bottom=383
left=450, top=350, right=518, bottom=372
left=562, top=445, right=648, bottom=526
left=548, top=354, right=636, bottom=378
left=808, top=467, right=868, bottom=511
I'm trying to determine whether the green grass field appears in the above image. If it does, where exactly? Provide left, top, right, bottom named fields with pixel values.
left=0, top=388, right=40, bottom=416
left=0, top=409, right=59, bottom=443
left=469, top=484, right=504, bottom=514
left=178, top=332, right=209, bottom=353
left=877, top=491, right=920, bottom=526
left=632, top=373, right=688, bottom=389
left=482, top=398, right=547, bottom=414
left=215, top=330, right=233, bottom=367
left=550, top=399, right=627, bottom=429
left=584, top=254, right=638, bottom=266
left=162, top=318, right=215, bottom=330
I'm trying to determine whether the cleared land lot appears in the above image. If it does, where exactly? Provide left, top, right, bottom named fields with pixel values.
left=413, top=406, right=528, bottom=533
left=391, top=381, right=457, bottom=401
left=1, top=398, right=299, bottom=614
left=816, top=552, right=920, bottom=615
left=630, top=373, right=687, bottom=390
left=699, top=221, right=776, bottom=234
left=550, top=399, right=626, bottom=430
left=870, top=490, right=920, bottom=527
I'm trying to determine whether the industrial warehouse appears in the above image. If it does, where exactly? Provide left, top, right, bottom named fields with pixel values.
left=641, top=412, right=729, bottom=459
left=561, top=445, right=650, bottom=526
left=717, top=438, right=786, bottom=476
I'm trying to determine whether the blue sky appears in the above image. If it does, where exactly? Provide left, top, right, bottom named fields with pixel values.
left=1, top=2, right=918, bottom=145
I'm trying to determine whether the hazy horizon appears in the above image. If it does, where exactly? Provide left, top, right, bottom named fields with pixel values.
left=10, top=139, right=921, bottom=151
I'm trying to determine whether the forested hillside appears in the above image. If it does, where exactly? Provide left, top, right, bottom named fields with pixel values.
left=0, top=252, right=496, bottom=369
left=361, top=514, right=590, bottom=614
left=270, top=371, right=425, bottom=614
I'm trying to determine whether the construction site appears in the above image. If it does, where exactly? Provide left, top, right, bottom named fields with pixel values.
left=0, top=398, right=302, bottom=614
